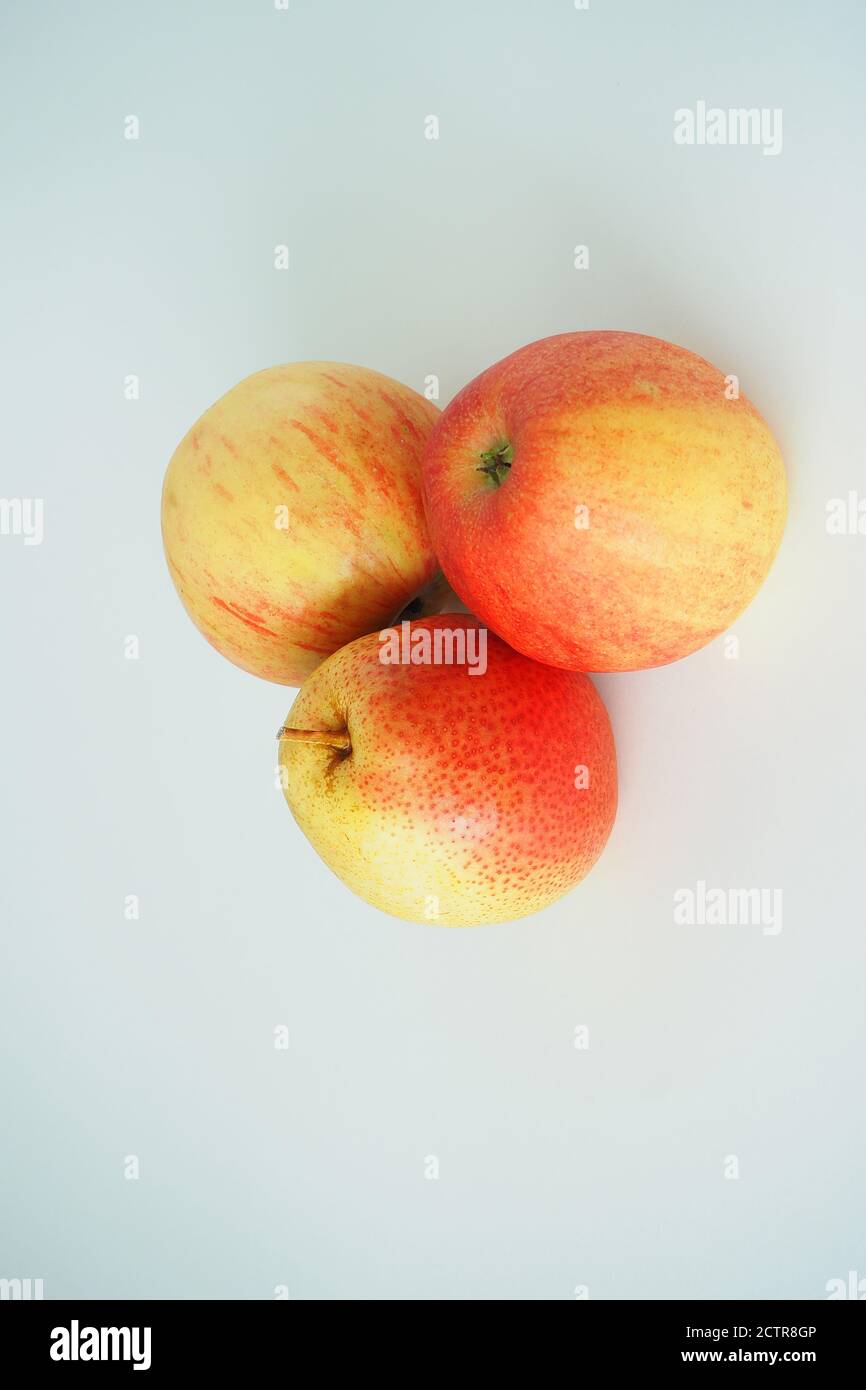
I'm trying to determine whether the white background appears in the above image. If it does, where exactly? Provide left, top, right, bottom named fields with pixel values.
left=2, top=0, right=864, bottom=1298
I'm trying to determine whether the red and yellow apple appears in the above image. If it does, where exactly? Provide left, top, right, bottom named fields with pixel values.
left=278, top=616, right=617, bottom=926
left=161, top=362, right=440, bottom=685
left=421, top=331, right=787, bottom=672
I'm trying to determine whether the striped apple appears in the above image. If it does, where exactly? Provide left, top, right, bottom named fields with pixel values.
left=421, top=332, right=787, bottom=673
left=162, top=362, right=440, bottom=685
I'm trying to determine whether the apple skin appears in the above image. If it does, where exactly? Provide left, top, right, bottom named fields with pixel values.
left=161, top=362, right=439, bottom=686
left=421, top=331, right=787, bottom=673
left=279, top=616, right=617, bottom=927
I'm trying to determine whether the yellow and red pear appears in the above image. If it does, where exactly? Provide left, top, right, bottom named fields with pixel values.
left=278, top=616, right=617, bottom=926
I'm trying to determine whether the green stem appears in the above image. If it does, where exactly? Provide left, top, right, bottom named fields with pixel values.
left=477, top=439, right=514, bottom=486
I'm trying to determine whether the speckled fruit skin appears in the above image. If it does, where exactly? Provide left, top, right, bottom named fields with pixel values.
left=279, top=616, right=617, bottom=927
left=421, top=331, right=787, bottom=673
left=161, top=363, right=439, bottom=686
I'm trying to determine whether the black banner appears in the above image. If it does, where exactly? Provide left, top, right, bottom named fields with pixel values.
left=2, top=1299, right=862, bottom=1374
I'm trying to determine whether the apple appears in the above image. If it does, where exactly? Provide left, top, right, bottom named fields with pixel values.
left=161, top=362, right=440, bottom=685
left=278, top=616, right=617, bottom=926
left=421, top=331, right=787, bottom=672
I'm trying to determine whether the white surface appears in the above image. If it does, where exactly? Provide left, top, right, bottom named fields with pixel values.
left=1, top=0, right=864, bottom=1298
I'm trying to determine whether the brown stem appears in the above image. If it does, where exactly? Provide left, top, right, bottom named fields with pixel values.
left=277, top=726, right=351, bottom=752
